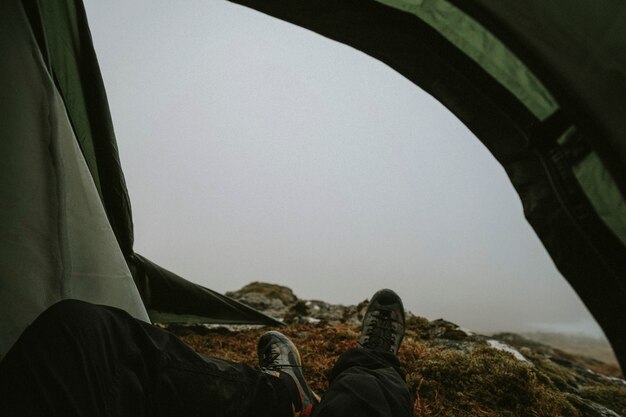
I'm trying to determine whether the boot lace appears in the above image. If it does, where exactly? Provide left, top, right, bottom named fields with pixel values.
left=260, top=345, right=281, bottom=369
left=362, top=310, right=401, bottom=352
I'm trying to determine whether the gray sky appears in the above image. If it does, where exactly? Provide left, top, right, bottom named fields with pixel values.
left=83, top=0, right=605, bottom=337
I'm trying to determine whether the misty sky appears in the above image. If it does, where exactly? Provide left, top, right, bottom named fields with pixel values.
left=83, top=0, right=605, bottom=338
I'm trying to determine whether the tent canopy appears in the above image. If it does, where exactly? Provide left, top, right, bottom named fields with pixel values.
left=228, top=0, right=626, bottom=370
left=1, top=0, right=624, bottom=372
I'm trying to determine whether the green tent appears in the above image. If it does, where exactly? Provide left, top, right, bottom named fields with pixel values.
left=0, top=0, right=282, bottom=359
left=1, top=0, right=624, bottom=373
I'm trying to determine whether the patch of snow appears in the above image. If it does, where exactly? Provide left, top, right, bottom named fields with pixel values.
left=586, top=369, right=626, bottom=386
left=487, top=340, right=529, bottom=363
left=313, top=305, right=321, bottom=311
left=306, top=317, right=321, bottom=324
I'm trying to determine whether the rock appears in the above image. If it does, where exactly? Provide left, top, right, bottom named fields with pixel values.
left=227, top=282, right=364, bottom=325
left=283, top=300, right=309, bottom=324
left=406, top=317, right=471, bottom=341
left=226, top=281, right=298, bottom=319
left=428, top=319, right=470, bottom=340
left=226, top=281, right=297, bottom=305
left=285, top=300, right=361, bottom=325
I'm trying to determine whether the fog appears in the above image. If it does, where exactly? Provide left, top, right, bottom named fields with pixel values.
left=84, top=0, right=605, bottom=338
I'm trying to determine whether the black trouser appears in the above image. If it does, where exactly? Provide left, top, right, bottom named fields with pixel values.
left=0, top=300, right=411, bottom=417
left=312, top=348, right=412, bottom=417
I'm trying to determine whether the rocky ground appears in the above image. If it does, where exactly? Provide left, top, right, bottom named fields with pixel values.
left=166, top=282, right=626, bottom=417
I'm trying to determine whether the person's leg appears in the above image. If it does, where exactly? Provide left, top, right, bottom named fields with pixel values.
left=312, top=289, right=413, bottom=417
left=311, top=348, right=412, bottom=417
left=0, top=299, right=293, bottom=417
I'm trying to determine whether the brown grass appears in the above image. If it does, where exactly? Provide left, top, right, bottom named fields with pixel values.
left=169, top=323, right=624, bottom=416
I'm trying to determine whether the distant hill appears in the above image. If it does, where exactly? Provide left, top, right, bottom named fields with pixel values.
left=519, top=332, right=619, bottom=368
left=166, top=282, right=626, bottom=417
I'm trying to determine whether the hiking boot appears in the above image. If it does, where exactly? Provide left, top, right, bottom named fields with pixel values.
left=258, top=331, right=319, bottom=417
left=359, top=289, right=406, bottom=354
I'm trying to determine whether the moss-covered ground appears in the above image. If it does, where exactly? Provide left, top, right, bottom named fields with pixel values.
left=170, top=323, right=625, bottom=416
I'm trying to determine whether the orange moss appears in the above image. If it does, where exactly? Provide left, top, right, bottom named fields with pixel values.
left=169, top=323, right=624, bottom=416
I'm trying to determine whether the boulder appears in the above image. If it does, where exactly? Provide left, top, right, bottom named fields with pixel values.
left=226, top=281, right=298, bottom=319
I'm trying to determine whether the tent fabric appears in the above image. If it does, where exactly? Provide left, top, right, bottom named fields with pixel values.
left=572, top=150, right=626, bottom=248
left=0, top=0, right=148, bottom=359
left=132, top=254, right=284, bottom=326
left=228, top=0, right=626, bottom=372
left=26, top=0, right=135, bottom=257
left=0, top=0, right=282, bottom=358
left=26, top=0, right=282, bottom=328
left=449, top=0, right=626, bottom=194
left=375, top=0, right=558, bottom=121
